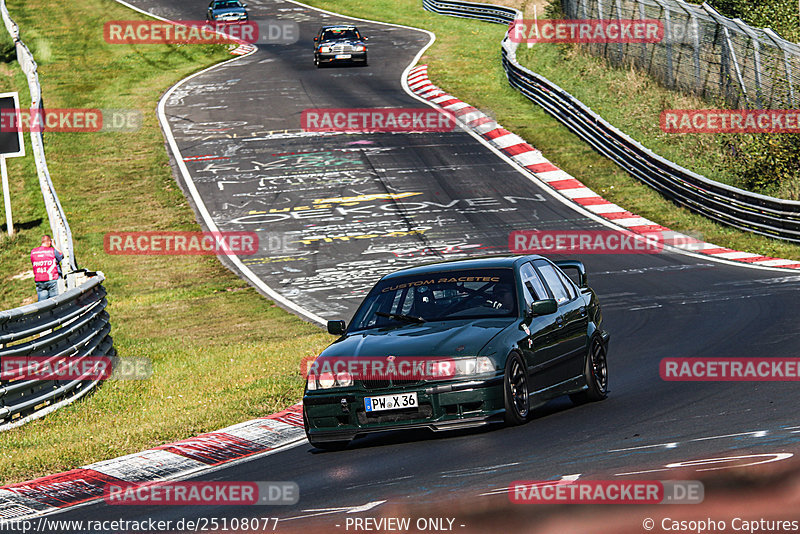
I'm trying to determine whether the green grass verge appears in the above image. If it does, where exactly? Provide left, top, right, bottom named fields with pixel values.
left=0, top=0, right=330, bottom=484
left=302, top=0, right=800, bottom=262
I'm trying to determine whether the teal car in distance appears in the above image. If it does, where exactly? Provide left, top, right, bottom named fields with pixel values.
left=303, top=256, right=610, bottom=450
left=207, top=0, right=248, bottom=23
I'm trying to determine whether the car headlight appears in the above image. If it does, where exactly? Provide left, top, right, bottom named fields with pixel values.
left=319, top=46, right=331, bottom=53
left=354, top=45, right=365, bottom=52
left=318, top=372, right=336, bottom=389
left=455, top=357, right=495, bottom=376
left=476, top=357, right=494, bottom=373
left=336, top=371, right=353, bottom=387
left=307, top=370, right=353, bottom=390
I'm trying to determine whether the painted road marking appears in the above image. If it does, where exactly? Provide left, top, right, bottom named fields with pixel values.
left=439, top=462, right=521, bottom=478
left=615, top=453, right=794, bottom=476
left=608, top=430, right=771, bottom=452
left=281, top=500, right=387, bottom=522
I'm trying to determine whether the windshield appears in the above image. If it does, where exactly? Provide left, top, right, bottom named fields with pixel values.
left=321, top=29, right=360, bottom=41
left=213, top=1, right=243, bottom=8
left=349, top=268, right=517, bottom=331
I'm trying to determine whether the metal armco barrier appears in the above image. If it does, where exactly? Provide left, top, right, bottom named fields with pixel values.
left=1, top=1, right=114, bottom=430
left=0, top=274, right=115, bottom=431
left=422, top=0, right=800, bottom=243
left=421, top=0, right=516, bottom=24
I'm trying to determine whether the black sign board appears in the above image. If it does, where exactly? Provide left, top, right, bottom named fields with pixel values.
left=0, top=92, right=25, bottom=158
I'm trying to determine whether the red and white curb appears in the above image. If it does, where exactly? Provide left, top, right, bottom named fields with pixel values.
left=229, top=41, right=256, bottom=55
left=0, top=404, right=304, bottom=521
left=407, top=64, right=800, bottom=270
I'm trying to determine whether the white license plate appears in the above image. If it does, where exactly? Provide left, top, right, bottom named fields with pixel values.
left=365, top=392, right=417, bottom=412
left=334, top=54, right=352, bottom=59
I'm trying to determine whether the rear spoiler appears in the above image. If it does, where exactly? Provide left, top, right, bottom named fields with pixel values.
left=554, top=260, right=587, bottom=288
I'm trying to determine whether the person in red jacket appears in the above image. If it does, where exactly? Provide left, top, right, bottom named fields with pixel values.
left=30, top=234, right=63, bottom=301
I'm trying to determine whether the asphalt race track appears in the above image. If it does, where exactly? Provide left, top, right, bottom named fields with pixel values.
left=42, top=0, right=800, bottom=530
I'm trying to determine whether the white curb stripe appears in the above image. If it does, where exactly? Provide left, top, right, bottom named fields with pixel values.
left=512, top=151, right=548, bottom=167
left=753, top=259, right=800, bottom=266
left=710, top=251, right=763, bottom=260
left=473, top=121, right=500, bottom=134
left=558, top=187, right=599, bottom=199
left=420, top=88, right=445, bottom=97
left=585, top=203, right=628, bottom=214
left=614, top=217, right=657, bottom=227
left=491, top=133, right=526, bottom=149
left=444, top=101, right=472, bottom=111
left=86, top=450, right=207, bottom=482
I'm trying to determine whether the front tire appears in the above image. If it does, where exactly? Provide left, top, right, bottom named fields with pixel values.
left=570, top=336, right=608, bottom=404
left=503, top=352, right=529, bottom=425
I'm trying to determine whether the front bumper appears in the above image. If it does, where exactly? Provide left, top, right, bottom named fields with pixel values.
left=303, top=375, right=504, bottom=443
left=316, top=51, right=367, bottom=64
left=211, top=16, right=248, bottom=23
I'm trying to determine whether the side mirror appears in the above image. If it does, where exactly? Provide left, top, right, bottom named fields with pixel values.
left=327, top=320, right=346, bottom=335
left=554, top=260, right=587, bottom=288
left=529, top=299, right=557, bottom=317
left=363, top=36, right=369, bottom=41
left=313, top=36, right=318, bottom=41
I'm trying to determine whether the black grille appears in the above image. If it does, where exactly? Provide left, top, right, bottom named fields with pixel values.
left=358, top=379, right=422, bottom=391
left=360, top=379, right=391, bottom=390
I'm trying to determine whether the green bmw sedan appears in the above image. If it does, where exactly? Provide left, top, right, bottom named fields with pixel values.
left=303, top=255, right=610, bottom=450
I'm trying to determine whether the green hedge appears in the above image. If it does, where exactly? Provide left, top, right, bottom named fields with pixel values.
left=691, top=0, right=800, bottom=42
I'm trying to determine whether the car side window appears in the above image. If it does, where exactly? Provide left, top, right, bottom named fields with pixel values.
left=520, top=262, right=548, bottom=306
left=533, top=261, right=570, bottom=305
left=556, top=268, right=578, bottom=300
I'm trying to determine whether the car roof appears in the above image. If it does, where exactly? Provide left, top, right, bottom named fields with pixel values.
left=320, top=25, right=358, bottom=30
left=380, top=255, right=546, bottom=280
